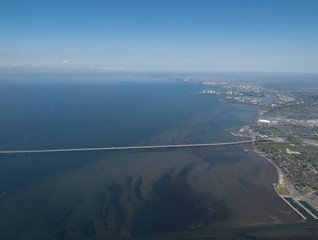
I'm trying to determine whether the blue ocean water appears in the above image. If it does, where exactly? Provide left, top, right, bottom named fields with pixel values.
left=0, top=78, right=246, bottom=189
left=0, top=79, right=252, bottom=151
left=0, top=75, right=300, bottom=239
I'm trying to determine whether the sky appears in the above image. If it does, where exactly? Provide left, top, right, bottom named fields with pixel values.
left=1, top=0, right=318, bottom=73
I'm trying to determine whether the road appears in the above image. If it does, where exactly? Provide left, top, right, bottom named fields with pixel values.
left=0, top=140, right=255, bottom=154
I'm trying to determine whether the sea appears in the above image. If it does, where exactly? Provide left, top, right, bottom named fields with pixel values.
left=0, top=73, right=314, bottom=240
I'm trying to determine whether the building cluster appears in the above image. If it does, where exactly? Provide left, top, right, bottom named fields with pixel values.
left=221, top=96, right=262, bottom=105
left=197, top=77, right=318, bottom=196
left=255, top=142, right=318, bottom=194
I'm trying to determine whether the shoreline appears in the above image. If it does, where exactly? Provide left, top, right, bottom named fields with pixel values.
left=227, top=128, right=318, bottom=222
left=252, top=144, right=284, bottom=185
left=251, top=133, right=318, bottom=221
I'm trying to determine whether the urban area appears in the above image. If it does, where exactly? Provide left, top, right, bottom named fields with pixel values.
left=182, top=76, right=318, bottom=222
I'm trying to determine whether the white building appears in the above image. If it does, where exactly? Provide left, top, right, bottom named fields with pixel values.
left=258, top=119, right=270, bottom=124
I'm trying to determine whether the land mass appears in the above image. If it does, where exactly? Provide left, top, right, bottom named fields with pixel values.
left=182, top=76, right=318, bottom=222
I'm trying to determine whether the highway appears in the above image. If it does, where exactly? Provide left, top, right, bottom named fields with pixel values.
left=0, top=140, right=255, bottom=154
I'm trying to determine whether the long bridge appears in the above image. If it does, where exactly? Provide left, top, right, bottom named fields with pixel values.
left=0, top=140, right=255, bottom=154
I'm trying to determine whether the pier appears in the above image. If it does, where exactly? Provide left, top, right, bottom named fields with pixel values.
left=0, top=140, right=255, bottom=154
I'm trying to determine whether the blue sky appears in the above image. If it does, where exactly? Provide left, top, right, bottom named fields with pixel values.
left=1, top=0, right=318, bottom=72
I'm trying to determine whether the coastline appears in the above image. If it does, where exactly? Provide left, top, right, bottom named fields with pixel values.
left=226, top=103, right=318, bottom=222
left=189, top=77, right=318, bottom=219
left=252, top=144, right=284, bottom=185
left=253, top=141, right=318, bottom=217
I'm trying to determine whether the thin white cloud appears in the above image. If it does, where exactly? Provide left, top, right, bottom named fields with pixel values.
left=1, top=63, right=25, bottom=67
left=1, top=63, right=42, bottom=68
left=62, top=60, right=69, bottom=64
left=90, top=66, right=126, bottom=71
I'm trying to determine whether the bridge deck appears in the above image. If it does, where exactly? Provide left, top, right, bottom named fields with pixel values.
left=0, top=140, right=255, bottom=154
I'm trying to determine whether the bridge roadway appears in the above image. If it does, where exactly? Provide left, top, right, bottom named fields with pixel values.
left=0, top=140, right=255, bottom=154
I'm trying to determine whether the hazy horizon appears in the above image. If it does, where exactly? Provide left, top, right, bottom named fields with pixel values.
left=1, top=0, right=318, bottom=73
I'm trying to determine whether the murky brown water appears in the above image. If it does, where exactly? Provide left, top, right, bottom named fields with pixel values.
left=0, top=145, right=302, bottom=239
